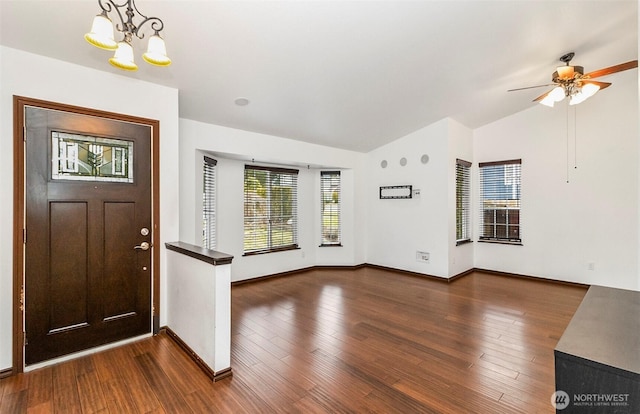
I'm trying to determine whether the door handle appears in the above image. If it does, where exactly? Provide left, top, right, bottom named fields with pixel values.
left=134, top=242, right=150, bottom=251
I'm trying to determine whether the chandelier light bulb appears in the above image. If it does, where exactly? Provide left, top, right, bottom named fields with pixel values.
left=84, top=11, right=117, bottom=50
left=143, top=33, right=172, bottom=66
left=109, top=40, right=138, bottom=71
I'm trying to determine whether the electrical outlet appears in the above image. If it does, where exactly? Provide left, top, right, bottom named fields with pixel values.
left=416, top=251, right=430, bottom=263
left=588, top=262, right=595, bottom=271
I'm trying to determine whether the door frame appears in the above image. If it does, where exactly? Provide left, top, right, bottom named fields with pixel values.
left=12, top=96, right=161, bottom=374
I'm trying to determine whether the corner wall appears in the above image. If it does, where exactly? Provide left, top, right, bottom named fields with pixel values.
left=0, top=46, right=180, bottom=371
left=473, top=69, right=638, bottom=290
left=365, top=118, right=474, bottom=278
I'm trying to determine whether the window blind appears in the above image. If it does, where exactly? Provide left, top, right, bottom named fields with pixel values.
left=455, top=159, right=471, bottom=244
left=244, top=165, right=298, bottom=254
left=320, top=171, right=341, bottom=246
left=202, top=156, right=217, bottom=250
left=479, top=159, right=521, bottom=243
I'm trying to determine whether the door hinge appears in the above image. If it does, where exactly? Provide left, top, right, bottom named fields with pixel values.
left=23, top=228, right=26, bottom=244
left=23, top=125, right=26, bottom=142
left=24, top=332, right=27, bottom=346
left=19, top=285, right=25, bottom=312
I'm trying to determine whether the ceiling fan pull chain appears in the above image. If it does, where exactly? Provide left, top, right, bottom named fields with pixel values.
left=574, top=106, right=578, bottom=170
left=566, top=102, right=570, bottom=184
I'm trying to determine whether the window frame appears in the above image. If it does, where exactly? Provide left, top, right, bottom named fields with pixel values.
left=320, top=170, right=342, bottom=247
left=243, top=164, right=299, bottom=256
left=455, top=159, right=472, bottom=246
left=478, top=159, right=522, bottom=245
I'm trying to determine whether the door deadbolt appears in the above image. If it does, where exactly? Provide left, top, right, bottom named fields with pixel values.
left=140, top=227, right=150, bottom=236
left=134, top=242, right=150, bottom=251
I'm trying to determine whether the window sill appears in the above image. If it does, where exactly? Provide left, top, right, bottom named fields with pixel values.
left=319, top=243, right=342, bottom=247
left=478, top=239, right=523, bottom=246
left=243, top=245, right=300, bottom=256
left=455, top=239, right=473, bottom=246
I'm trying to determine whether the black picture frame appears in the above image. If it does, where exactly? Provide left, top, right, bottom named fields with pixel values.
left=379, top=185, right=412, bottom=199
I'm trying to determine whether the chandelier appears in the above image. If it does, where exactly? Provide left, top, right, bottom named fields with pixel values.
left=84, top=0, right=171, bottom=71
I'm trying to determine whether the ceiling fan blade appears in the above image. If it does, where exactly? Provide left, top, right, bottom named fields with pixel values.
left=582, top=80, right=612, bottom=90
left=508, top=83, right=555, bottom=92
left=533, top=90, right=552, bottom=102
left=583, top=60, right=638, bottom=79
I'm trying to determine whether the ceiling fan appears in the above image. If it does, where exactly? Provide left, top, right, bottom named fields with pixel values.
left=508, top=52, right=638, bottom=107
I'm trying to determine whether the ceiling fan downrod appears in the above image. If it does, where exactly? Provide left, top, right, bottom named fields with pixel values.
left=559, top=52, right=575, bottom=65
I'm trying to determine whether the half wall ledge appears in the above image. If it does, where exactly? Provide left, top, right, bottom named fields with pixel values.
left=165, top=241, right=234, bottom=382
left=165, top=241, right=233, bottom=265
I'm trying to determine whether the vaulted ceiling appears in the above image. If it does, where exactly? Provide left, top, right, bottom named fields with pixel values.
left=1, top=1, right=637, bottom=152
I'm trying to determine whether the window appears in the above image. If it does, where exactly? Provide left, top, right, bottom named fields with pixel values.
left=456, top=159, right=471, bottom=245
left=479, top=159, right=521, bottom=244
left=203, top=156, right=216, bottom=250
left=244, top=165, right=298, bottom=254
left=51, top=131, right=133, bottom=183
left=320, top=171, right=341, bottom=246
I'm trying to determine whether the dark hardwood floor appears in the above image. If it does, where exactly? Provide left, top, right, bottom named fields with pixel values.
left=0, top=268, right=587, bottom=413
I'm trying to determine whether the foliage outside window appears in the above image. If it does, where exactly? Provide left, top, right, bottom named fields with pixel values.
left=203, top=156, right=216, bottom=250
left=479, top=159, right=522, bottom=244
left=244, top=165, right=298, bottom=254
left=321, top=171, right=341, bottom=246
left=456, top=159, right=471, bottom=245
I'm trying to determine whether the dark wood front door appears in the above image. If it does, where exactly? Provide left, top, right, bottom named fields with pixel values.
left=24, top=106, right=153, bottom=365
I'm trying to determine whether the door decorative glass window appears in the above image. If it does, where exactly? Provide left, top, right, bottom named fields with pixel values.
left=52, top=131, right=134, bottom=183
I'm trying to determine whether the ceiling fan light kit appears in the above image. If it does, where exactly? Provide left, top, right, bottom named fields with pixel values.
left=539, top=86, right=566, bottom=107
left=509, top=52, right=637, bottom=108
left=85, top=0, right=171, bottom=71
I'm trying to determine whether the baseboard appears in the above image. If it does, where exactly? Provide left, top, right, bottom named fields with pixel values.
left=231, top=264, right=367, bottom=286
left=364, top=263, right=453, bottom=283
left=230, top=263, right=589, bottom=289
left=473, top=268, right=590, bottom=288
left=231, top=266, right=316, bottom=286
left=314, top=263, right=368, bottom=271
left=0, top=367, right=14, bottom=379
left=162, top=327, right=232, bottom=382
left=449, top=268, right=475, bottom=282
left=232, top=263, right=458, bottom=286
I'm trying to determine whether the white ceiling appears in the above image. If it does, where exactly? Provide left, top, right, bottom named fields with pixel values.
left=1, top=1, right=637, bottom=152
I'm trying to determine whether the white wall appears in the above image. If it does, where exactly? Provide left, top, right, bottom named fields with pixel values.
left=474, top=69, right=638, bottom=290
left=0, top=46, right=180, bottom=371
left=366, top=119, right=450, bottom=277
left=179, top=118, right=367, bottom=282
left=365, top=118, right=474, bottom=278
